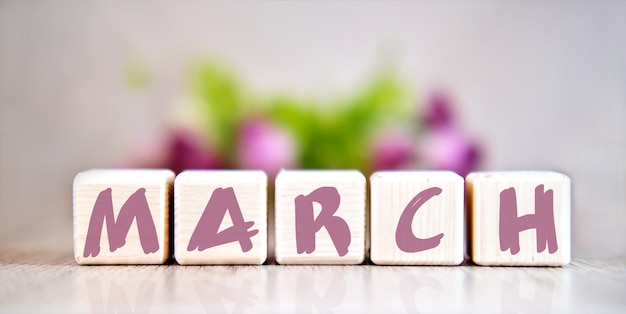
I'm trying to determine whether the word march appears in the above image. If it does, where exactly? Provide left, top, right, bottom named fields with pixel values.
left=73, top=169, right=571, bottom=266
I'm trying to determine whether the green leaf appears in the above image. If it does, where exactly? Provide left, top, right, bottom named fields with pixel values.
left=188, top=61, right=244, bottom=156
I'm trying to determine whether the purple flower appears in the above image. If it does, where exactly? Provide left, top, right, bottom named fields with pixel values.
left=237, top=118, right=296, bottom=178
left=166, top=129, right=221, bottom=174
left=422, top=126, right=480, bottom=177
left=372, top=130, right=415, bottom=171
left=423, top=92, right=454, bottom=128
left=116, top=128, right=221, bottom=173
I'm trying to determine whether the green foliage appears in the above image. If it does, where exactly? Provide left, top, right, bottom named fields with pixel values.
left=188, top=61, right=244, bottom=158
left=188, top=60, right=412, bottom=171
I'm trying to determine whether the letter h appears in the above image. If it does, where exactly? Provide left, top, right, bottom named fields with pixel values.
left=499, top=184, right=558, bottom=255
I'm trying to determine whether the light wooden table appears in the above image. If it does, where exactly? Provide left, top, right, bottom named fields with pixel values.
left=1, top=245, right=625, bottom=313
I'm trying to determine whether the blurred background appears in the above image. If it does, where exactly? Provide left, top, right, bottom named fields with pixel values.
left=1, top=1, right=624, bottom=258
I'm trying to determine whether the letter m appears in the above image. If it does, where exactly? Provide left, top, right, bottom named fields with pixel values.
left=83, top=188, right=159, bottom=258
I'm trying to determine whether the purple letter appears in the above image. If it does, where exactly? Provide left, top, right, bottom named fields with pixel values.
left=83, top=188, right=159, bottom=258
left=395, top=187, right=445, bottom=253
left=499, top=184, right=558, bottom=255
left=187, top=187, right=258, bottom=252
left=295, top=187, right=351, bottom=257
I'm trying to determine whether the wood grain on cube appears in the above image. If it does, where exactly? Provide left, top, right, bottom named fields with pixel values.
left=174, top=170, right=267, bottom=265
left=275, top=170, right=366, bottom=264
left=467, top=171, right=571, bottom=266
left=73, top=169, right=174, bottom=265
left=370, top=171, right=464, bottom=265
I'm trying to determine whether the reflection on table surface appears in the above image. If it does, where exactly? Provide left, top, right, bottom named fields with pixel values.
left=1, top=250, right=625, bottom=313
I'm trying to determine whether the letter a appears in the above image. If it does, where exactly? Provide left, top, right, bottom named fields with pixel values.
left=83, top=188, right=159, bottom=258
left=499, top=184, right=558, bottom=255
left=187, top=187, right=259, bottom=252
left=395, top=187, right=445, bottom=253
left=295, top=187, right=351, bottom=257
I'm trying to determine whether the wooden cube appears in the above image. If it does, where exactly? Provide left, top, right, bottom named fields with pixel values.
left=73, top=169, right=174, bottom=264
left=174, top=170, right=267, bottom=265
left=370, top=171, right=465, bottom=265
left=275, top=170, right=366, bottom=264
left=467, top=171, right=571, bottom=266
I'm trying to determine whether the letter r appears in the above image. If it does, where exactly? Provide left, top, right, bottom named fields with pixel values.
left=295, top=187, right=351, bottom=257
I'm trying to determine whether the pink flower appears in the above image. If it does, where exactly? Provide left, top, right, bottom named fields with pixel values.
left=422, top=126, right=480, bottom=177
left=116, top=131, right=170, bottom=169
left=372, top=130, right=416, bottom=171
left=237, top=118, right=296, bottom=178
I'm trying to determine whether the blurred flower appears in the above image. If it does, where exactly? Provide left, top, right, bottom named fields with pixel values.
left=236, top=118, right=296, bottom=178
left=422, top=126, right=480, bottom=177
left=116, top=131, right=170, bottom=169
left=166, top=128, right=221, bottom=174
left=423, top=92, right=454, bottom=128
left=120, top=61, right=485, bottom=177
left=372, top=130, right=415, bottom=170
left=116, top=128, right=220, bottom=173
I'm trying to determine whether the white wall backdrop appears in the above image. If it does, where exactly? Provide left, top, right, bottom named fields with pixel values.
left=1, top=1, right=624, bottom=256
